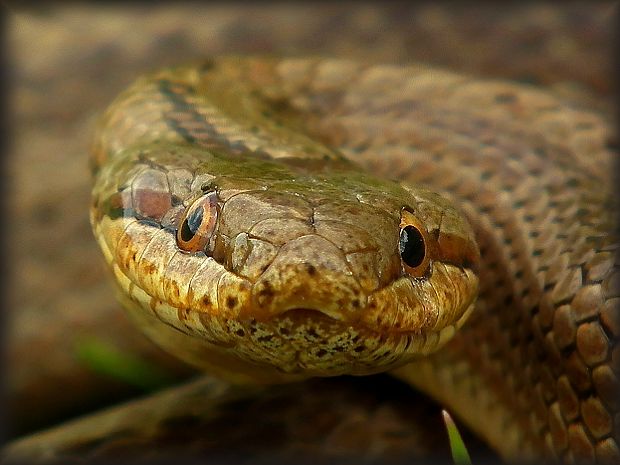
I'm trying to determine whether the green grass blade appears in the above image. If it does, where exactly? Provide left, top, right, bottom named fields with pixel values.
left=74, top=337, right=176, bottom=391
left=442, top=409, right=472, bottom=465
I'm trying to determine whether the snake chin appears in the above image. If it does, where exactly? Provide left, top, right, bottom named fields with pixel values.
left=215, top=301, right=477, bottom=379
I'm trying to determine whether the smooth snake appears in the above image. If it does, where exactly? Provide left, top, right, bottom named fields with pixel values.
left=90, top=57, right=619, bottom=463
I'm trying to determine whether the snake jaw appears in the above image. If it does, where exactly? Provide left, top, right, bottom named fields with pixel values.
left=363, top=263, right=479, bottom=338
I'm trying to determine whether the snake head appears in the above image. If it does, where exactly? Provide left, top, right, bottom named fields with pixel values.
left=91, top=144, right=479, bottom=383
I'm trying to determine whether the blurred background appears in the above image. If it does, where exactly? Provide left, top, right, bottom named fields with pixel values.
left=4, top=3, right=615, bottom=463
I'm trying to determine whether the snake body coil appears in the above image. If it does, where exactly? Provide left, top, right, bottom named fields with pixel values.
left=90, top=57, right=618, bottom=462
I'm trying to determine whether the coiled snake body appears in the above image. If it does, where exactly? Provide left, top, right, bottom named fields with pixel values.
left=90, top=57, right=618, bottom=462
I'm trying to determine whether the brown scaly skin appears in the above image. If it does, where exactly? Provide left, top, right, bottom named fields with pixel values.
left=88, top=57, right=617, bottom=462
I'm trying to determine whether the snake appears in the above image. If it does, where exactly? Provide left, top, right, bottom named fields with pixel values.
left=89, top=57, right=618, bottom=463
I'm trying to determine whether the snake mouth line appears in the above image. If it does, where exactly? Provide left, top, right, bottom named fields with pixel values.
left=259, top=303, right=473, bottom=368
left=268, top=307, right=450, bottom=339
left=278, top=307, right=339, bottom=318
left=274, top=308, right=349, bottom=324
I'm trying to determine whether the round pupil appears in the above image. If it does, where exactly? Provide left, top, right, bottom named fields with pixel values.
left=180, top=206, right=204, bottom=242
left=399, top=225, right=425, bottom=268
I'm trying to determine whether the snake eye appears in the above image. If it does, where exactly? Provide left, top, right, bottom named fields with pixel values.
left=176, top=191, right=218, bottom=253
left=399, top=209, right=431, bottom=278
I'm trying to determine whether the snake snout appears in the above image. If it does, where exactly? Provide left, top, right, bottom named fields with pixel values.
left=250, top=235, right=367, bottom=321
